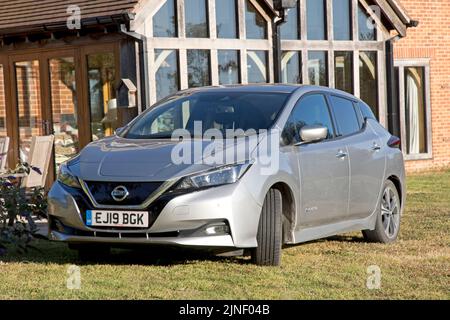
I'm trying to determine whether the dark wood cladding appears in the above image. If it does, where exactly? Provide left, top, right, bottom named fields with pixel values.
left=0, top=0, right=139, bottom=35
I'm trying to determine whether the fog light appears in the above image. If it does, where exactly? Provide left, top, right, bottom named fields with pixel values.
left=204, top=223, right=230, bottom=236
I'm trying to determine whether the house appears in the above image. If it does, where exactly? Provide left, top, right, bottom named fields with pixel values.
left=0, top=0, right=447, bottom=180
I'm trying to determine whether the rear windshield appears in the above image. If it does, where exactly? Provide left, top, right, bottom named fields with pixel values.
left=123, top=91, right=290, bottom=139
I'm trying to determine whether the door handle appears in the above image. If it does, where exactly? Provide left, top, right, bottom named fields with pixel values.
left=336, top=150, right=348, bottom=159
left=371, top=142, right=381, bottom=152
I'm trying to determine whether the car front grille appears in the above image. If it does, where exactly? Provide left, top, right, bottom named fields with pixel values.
left=84, top=181, right=164, bottom=206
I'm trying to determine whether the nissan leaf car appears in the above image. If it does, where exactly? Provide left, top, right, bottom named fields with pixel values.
left=48, top=85, right=405, bottom=266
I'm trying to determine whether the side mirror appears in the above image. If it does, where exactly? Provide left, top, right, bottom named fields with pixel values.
left=298, top=125, right=328, bottom=144
left=115, top=127, right=125, bottom=136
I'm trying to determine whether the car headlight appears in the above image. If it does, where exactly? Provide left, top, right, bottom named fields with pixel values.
left=175, top=163, right=252, bottom=190
left=57, top=163, right=81, bottom=189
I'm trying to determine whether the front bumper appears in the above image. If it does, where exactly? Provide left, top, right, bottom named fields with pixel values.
left=48, top=180, right=262, bottom=249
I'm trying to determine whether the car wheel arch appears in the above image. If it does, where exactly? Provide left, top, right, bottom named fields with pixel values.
left=269, top=182, right=297, bottom=244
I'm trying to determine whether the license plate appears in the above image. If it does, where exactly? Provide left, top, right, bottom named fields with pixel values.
left=86, top=210, right=148, bottom=228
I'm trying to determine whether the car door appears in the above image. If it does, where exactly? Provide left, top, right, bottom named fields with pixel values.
left=282, top=93, right=350, bottom=227
left=328, top=96, right=386, bottom=220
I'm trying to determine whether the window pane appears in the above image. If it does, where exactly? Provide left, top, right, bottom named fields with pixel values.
left=359, top=51, right=378, bottom=117
left=330, top=95, right=360, bottom=136
left=0, top=65, right=6, bottom=137
left=245, top=0, right=267, bottom=39
left=153, top=0, right=177, bottom=37
left=281, top=51, right=302, bottom=84
left=405, top=67, right=427, bottom=154
left=185, top=0, right=209, bottom=38
left=155, top=49, right=179, bottom=101
left=281, top=2, right=300, bottom=40
left=282, top=94, right=334, bottom=144
left=333, top=0, right=352, bottom=40
left=187, top=50, right=211, bottom=87
left=216, top=0, right=238, bottom=39
left=247, top=50, right=268, bottom=83
left=49, top=57, right=79, bottom=168
left=358, top=4, right=376, bottom=41
left=14, top=60, right=43, bottom=160
left=334, top=51, right=353, bottom=94
left=87, top=53, right=118, bottom=141
left=218, top=50, right=240, bottom=85
left=308, top=51, right=328, bottom=86
left=307, top=0, right=326, bottom=40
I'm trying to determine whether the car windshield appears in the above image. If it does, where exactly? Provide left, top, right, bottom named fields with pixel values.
left=123, top=91, right=290, bottom=139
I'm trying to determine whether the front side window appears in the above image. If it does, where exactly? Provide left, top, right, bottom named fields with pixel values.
left=153, top=0, right=177, bottom=37
left=282, top=94, right=334, bottom=145
left=245, top=0, right=267, bottom=39
left=124, top=92, right=289, bottom=139
left=185, top=0, right=209, bottom=38
left=329, top=95, right=360, bottom=136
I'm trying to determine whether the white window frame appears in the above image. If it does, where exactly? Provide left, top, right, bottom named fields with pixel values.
left=394, top=58, right=433, bottom=161
left=281, top=0, right=388, bottom=127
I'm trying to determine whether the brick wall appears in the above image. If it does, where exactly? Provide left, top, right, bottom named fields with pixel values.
left=395, top=0, right=450, bottom=172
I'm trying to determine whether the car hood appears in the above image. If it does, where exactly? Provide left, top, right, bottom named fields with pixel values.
left=70, top=135, right=261, bottom=182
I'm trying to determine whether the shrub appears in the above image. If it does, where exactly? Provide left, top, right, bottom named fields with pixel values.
left=0, top=161, right=47, bottom=255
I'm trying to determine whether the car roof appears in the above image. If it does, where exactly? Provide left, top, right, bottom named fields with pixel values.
left=178, top=84, right=359, bottom=100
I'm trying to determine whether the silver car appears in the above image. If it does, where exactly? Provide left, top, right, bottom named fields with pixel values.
left=48, top=85, right=405, bottom=266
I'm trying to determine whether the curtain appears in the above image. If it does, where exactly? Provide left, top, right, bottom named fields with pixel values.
left=406, top=72, right=420, bottom=154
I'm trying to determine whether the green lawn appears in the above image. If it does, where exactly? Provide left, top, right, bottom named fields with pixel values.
left=0, top=171, right=449, bottom=300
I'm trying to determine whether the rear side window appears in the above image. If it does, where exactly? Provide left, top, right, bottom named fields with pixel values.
left=330, top=96, right=361, bottom=136
left=358, top=101, right=377, bottom=121
left=282, top=94, right=334, bottom=144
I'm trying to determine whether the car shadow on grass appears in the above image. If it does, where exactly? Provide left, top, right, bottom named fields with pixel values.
left=1, top=239, right=250, bottom=266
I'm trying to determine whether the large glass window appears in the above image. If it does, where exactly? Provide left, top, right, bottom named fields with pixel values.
left=404, top=67, right=428, bottom=155
left=216, top=0, right=238, bottom=39
left=245, top=0, right=267, bottom=39
left=307, top=0, right=327, bottom=40
left=281, top=2, right=300, bottom=40
left=49, top=57, right=79, bottom=167
left=14, top=60, right=44, bottom=160
left=0, top=65, right=6, bottom=138
left=247, top=50, right=268, bottom=83
left=155, top=49, right=179, bottom=101
left=185, top=0, right=209, bottom=38
left=333, top=0, right=352, bottom=40
left=153, top=0, right=177, bottom=37
left=358, top=3, right=376, bottom=41
left=187, top=50, right=211, bottom=88
left=329, top=95, right=360, bottom=136
left=87, top=53, right=118, bottom=141
left=282, top=94, right=334, bottom=145
left=218, top=50, right=240, bottom=85
left=281, top=51, right=302, bottom=84
left=334, top=51, right=353, bottom=94
left=359, top=51, right=378, bottom=117
left=308, top=51, right=328, bottom=86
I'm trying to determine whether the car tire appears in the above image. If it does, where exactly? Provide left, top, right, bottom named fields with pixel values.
left=71, top=244, right=111, bottom=262
left=251, top=189, right=283, bottom=266
left=363, top=180, right=401, bottom=243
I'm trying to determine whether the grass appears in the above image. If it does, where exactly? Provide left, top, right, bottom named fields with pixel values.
left=0, top=171, right=449, bottom=300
